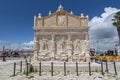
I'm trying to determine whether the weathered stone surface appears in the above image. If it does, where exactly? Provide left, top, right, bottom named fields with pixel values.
left=32, top=5, right=90, bottom=63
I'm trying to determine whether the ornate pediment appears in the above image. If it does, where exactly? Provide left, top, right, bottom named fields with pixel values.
left=34, top=5, right=88, bottom=29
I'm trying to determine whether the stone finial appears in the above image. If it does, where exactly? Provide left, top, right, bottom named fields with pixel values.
left=86, top=15, right=88, bottom=18
left=38, top=13, right=41, bottom=18
left=58, top=4, right=63, bottom=11
left=49, top=11, right=51, bottom=15
left=81, top=13, right=84, bottom=17
left=70, top=11, right=73, bottom=14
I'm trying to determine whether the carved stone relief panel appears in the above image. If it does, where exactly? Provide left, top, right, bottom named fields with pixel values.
left=57, top=15, right=66, bottom=26
left=55, top=35, right=68, bottom=41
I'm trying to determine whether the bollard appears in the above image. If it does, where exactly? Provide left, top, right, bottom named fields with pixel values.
left=20, top=61, right=22, bottom=72
left=26, top=63, right=28, bottom=76
left=13, top=62, right=16, bottom=76
left=105, top=60, right=108, bottom=72
left=51, top=62, right=53, bottom=76
left=29, top=58, right=31, bottom=62
left=25, top=59, right=28, bottom=64
left=101, top=59, right=104, bottom=75
left=39, top=62, right=41, bottom=76
left=113, top=61, right=117, bottom=75
left=64, top=62, right=66, bottom=76
left=89, top=62, right=91, bottom=76
left=2, top=56, right=6, bottom=61
left=76, top=62, right=79, bottom=76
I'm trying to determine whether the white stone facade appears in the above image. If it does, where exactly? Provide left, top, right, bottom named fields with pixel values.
left=32, top=5, right=90, bottom=63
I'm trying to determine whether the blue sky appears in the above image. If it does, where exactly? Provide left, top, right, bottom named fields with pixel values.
left=0, top=0, right=120, bottom=50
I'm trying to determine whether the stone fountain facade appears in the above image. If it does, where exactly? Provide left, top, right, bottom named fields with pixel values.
left=32, top=5, right=90, bottom=63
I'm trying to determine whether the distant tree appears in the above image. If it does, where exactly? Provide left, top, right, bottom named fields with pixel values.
left=90, top=48, right=95, bottom=56
left=113, top=11, right=120, bottom=40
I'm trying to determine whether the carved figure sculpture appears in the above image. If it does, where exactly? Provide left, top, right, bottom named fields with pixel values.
left=49, top=39, right=56, bottom=61
left=56, top=38, right=65, bottom=54
left=65, top=39, right=73, bottom=61
left=73, top=39, right=81, bottom=54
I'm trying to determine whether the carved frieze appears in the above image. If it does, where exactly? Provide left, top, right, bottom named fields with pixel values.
left=32, top=5, right=90, bottom=62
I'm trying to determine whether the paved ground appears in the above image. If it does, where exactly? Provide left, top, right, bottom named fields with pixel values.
left=103, top=61, right=120, bottom=74
left=0, top=58, right=120, bottom=80
left=0, top=57, right=27, bottom=80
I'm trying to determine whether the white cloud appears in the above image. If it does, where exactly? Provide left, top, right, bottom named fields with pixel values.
left=22, top=41, right=34, bottom=50
left=23, top=41, right=34, bottom=46
left=89, top=7, right=120, bottom=51
left=0, top=41, right=34, bottom=51
left=0, top=40, right=8, bottom=43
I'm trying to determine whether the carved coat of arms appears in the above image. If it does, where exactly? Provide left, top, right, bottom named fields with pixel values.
left=58, top=15, right=65, bottom=25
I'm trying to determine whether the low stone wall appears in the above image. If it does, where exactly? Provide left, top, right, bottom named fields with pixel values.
left=31, top=62, right=101, bottom=73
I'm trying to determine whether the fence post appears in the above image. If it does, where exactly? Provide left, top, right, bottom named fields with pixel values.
left=113, top=61, right=117, bottom=75
left=26, top=63, right=28, bottom=76
left=101, top=59, right=104, bottom=75
left=20, top=61, right=22, bottom=73
left=25, top=59, right=27, bottom=65
left=76, top=62, right=78, bottom=76
left=51, top=62, right=53, bottom=76
left=105, top=60, right=108, bottom=72
left=89, top=62, right=91, bottom=76
left=39, top=62, right=41, bottom=76
left=64, top=62, right=66, bottom=76
left=13, top=62, right=16, bottom=76
left=29, top=58, right=31, bottom=63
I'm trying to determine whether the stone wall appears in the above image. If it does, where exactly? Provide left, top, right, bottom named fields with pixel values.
left=44, top=16, right=57, bottom=27
left=68, top=16, right=80, bottom=27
